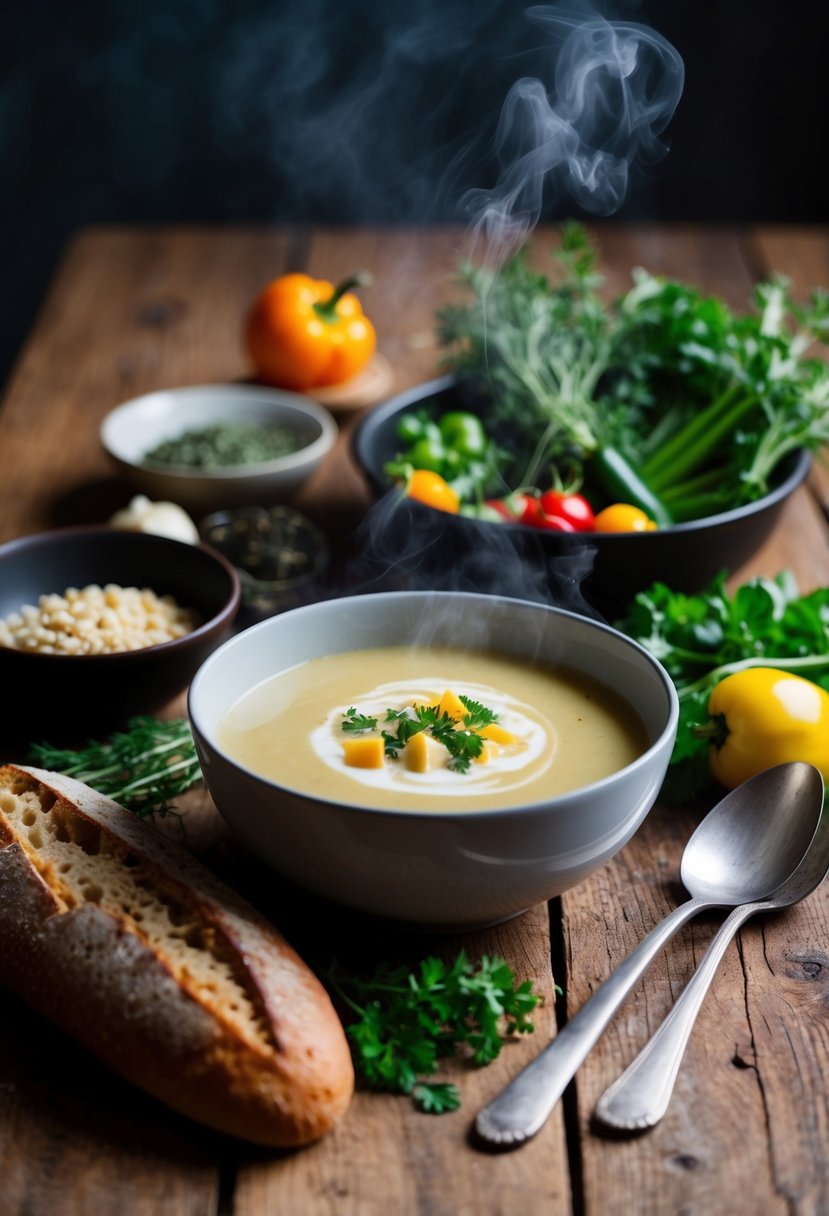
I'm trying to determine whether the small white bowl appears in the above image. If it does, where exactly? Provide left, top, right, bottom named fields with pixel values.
left=101, top=384, right=338, bottom=514
left=189, top=590, right=678, bottom=930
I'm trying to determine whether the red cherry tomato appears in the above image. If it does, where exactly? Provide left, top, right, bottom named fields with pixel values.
left=520, top=497, right=576, bottom=531
left=538, top=490, right=595, bottom=532
left=535, top=511, right=576, bottom=533
left=486, top=497, right=519, bottom=521
left=485, top=493, right=534, bottom=521
left=519, top=497, right=544, bottom=527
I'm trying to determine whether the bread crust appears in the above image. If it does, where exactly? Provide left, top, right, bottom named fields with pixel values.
left=0, top=763, right=354, bottom=1146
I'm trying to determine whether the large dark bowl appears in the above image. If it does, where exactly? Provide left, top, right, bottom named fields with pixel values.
left=352, top=376, right=811, bottom=619
left=0, top=527, right=240, bottom=743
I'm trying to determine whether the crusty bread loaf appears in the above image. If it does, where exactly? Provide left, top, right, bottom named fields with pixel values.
left=0, top=763, right=354, bottom=1146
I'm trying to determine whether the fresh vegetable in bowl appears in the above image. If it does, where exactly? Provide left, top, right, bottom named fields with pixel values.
left=618, top=572, right=829, bottom=801
left=386, top=407, right=502, bottom=508
left=387, top=407, right=664, bottom=531
left=388, top=223, right=829, bottom=527
left=245, top=271, right=376, bottom=391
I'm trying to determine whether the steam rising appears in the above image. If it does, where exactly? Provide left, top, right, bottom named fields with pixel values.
left=354, top=486, right=600, bottom=620
left=461, top=6, right=684, bottom=264
left=352, top=3, right=683, bottom=616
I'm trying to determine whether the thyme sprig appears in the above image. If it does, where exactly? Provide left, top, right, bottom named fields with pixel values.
left=28, top=716, right=202, bottom=816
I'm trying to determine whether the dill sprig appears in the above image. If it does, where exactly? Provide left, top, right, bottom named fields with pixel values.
left=27, top=716, right=202, bottom=816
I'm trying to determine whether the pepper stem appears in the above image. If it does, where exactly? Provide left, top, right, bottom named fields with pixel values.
left=691, top=714, right=729, bottom=748
left=315, top=271, right=374, bottom=321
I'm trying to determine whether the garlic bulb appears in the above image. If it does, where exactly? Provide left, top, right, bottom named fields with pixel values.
left=109, top=495, right=200, bottom=544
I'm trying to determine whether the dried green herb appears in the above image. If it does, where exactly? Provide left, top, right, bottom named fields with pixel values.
left=144, top=422, right=301, bottom=469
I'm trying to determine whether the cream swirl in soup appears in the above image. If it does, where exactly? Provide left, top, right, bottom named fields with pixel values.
left=312, top=676, right=551, bottom=798
left=217, top=646, right=648, bottom=812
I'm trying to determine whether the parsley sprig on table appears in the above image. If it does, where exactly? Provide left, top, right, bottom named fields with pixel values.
left=342, top=695, right=498, bottom=773
left=28, top=716, right=201, bottom=816
left=618, top=571, right=829, bottom=802
left=330, top=951, right=541, bottom=1113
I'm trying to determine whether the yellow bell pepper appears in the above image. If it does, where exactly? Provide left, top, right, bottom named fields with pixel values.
left=701, top=667, right=829, bottom=789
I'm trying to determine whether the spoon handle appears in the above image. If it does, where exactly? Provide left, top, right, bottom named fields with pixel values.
left=593, top=900, right=763, bottom=1131
left=475, top=896, right=711, bottom=1147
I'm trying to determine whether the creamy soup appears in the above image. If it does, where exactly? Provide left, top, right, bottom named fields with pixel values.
left=218, top=646, right=648, bottom=812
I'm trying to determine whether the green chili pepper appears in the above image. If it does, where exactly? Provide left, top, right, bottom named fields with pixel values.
left=591, top=447, right=673, bottom=528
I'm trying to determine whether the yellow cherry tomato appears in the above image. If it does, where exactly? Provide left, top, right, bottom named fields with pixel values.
left=406, top=469, right=460, bottom=514
left=705, top=666, right=829, bottom=789
left=593, top=503, right=658, bottom=532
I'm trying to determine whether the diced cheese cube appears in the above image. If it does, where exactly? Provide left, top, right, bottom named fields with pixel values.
left=342, top=737, right=385, bottom=769
left=404, top=730, right=429, bottom=773
left=480, top=722, right=517, bottom=746
left=435, top=689, right=467, bottom=721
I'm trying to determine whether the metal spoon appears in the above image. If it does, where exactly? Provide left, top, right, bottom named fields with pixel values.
left=474, top=762, right=824, bottom=1148
left=594, top=767, right=827, bottom=1131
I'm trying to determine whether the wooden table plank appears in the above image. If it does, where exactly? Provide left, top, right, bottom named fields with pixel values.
left=0, top=227, right=300, bottom=544
left=0, top=991, right=222, bottom=1216
left=1, top=222, right=829, bottom=1216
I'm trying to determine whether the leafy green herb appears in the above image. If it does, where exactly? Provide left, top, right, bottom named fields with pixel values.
left=28, top=716, right=202, bottom=816
left=458, top=694, right=499, bottom=730
left=329, top=951, right=542, bottom=1113
left=412, top=1082, right=461, bottom=1114
left=617, top=572, right=829, bottom=801
left=381, top=710, right=427, bottom=759
left=437, top=223, right=829, bottom=521
left=342, top=707, right=379, bottom=733
left=443, top=729, right=486, bottom=773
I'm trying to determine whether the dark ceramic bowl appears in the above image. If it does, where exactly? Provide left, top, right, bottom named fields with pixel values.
left=351, top=376, right=811, bottom=619
left=0, top=527, right=240, bottom=743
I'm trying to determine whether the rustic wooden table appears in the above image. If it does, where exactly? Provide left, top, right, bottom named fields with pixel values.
left=1, top=224, right=828, bottom=1216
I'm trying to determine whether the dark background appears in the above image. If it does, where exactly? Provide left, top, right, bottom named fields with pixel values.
left=3, top=0, right=828, bottom=383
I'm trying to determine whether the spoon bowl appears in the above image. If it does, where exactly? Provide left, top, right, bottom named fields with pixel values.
left=474, top=761, right=824, bottom=1148
left=595, top=763, right=827, bottom=1131
left=680, top=762, right=824, bottom=903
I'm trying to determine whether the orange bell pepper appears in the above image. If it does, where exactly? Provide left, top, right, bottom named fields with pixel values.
left=245, top=272, right=376, bottom=391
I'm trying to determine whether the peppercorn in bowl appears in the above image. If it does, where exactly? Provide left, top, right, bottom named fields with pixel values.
left=0, top=527, right=240, bottom=742
left=101, top=383, right=338, bottom=515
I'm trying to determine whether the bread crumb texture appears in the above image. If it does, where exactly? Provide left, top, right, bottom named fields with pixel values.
left=0, top=765, right=354, bottom=1145
left=0, top=769, right=273, bottom=1044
